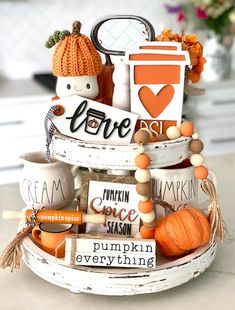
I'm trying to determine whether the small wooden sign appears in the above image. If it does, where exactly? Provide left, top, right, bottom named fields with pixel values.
left=51, top=95, right=138, bottom=144
left=65, top=234, right=156, bottom=268
left=126, top=42, right=190, bottom=135
left=85, top=180, right=140, bottom=237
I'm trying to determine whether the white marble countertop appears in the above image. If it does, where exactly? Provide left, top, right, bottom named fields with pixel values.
left=0, top=153, right=235, bottom=309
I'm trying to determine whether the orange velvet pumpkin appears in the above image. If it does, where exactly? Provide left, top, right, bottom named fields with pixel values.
left=154, top=207, right=210, bottom=257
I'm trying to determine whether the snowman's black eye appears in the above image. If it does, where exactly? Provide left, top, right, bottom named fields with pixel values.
left=67, top=84, right=71, bottom=89
left=86, top=83, right=90, bottom=89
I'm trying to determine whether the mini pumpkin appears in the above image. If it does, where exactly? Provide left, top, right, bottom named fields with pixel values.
left=154, top=207, right=210, bottom=257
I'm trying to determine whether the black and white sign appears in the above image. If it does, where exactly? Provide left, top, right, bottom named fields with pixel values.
left=51, top=95, right=138, bottom=143
left=65, top=235, right=156, bottom=268
left=85, top=181, right=140, bottom=237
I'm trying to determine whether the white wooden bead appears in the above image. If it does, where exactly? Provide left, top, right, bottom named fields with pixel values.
left=192, top=133, right=199, bottom=140
left=166, top=126, right=181, bottom=140
left=138, top=194, right=149, bottom=202
left=139, top=128, right=153, bottom=138
left=137, top=145, right=145, bottom=154
left=135, top=169, right=151, bottom=183
left=190, top=153, right=204, bottom=167
left=140, top=211, right=155, bottom=223
left=134, top=232, right=143, bottom=239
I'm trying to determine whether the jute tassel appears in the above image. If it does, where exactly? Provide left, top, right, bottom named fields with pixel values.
left=0, top=208, right=39, bottom=272
left=201, top=178, right=227, bottom=244
left=0, top=225, right=33, bottom=272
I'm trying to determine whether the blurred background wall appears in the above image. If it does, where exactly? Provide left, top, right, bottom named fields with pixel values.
left=0, top=0, right=180, bottom=79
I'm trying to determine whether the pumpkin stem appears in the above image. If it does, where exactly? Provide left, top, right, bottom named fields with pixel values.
left=159, top=201, right=176, bottom=213
left=153, top=196, right=176, bottom=213
left=72, top=21, right=82, bottom=36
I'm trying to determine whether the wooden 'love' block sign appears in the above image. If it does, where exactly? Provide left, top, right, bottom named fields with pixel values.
left=65, top=234, right=156, bottom=268
left=126, top=42, right=190, bottom=135
left=51, top=95, right=138, bottom=144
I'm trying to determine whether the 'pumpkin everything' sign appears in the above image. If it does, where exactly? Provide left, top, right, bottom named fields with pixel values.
left=65, top=234, right=156, bottom=268
left=51, top=95, right=138, bottom=144
left=126, top=42, right=190, bottom=135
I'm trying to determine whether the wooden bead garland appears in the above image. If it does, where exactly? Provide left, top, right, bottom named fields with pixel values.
left=133, top=123, right=225, bottom=246
left=134, top=122, right=212, bottom=239
left=164, top=121, right=208, bottom=181
left=134, top=129, right=156, bottom=239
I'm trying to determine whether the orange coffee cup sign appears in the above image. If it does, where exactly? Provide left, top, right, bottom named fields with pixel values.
left=126, top=42, right=190, bottom=135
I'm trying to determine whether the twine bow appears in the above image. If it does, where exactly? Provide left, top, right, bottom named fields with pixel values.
left=201, top=178, right=227, bottom=243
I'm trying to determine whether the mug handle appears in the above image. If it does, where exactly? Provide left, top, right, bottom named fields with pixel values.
left=71, top=165, right=82, bottom=199
left=32, top=226, right=42, bottom=246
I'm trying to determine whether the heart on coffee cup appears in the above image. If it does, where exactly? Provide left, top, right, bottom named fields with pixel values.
left=138, top=84, right=175, bottom=118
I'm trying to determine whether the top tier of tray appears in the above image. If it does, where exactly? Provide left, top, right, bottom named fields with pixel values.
left=51, top=131, right=191, bottom=170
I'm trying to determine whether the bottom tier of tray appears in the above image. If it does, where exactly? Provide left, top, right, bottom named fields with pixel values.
left=21, top=235, right=217, bottom=296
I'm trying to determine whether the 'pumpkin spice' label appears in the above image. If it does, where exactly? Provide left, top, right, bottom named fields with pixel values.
left=85, top=181, right=140, bottom=237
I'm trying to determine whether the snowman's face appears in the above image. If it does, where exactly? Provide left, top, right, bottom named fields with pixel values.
left=56, top=76, right=99, bottom=100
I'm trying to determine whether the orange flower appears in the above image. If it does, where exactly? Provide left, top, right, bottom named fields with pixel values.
left=156, top=29, right=206, bottom=83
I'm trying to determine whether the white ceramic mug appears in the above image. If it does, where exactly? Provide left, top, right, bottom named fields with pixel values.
left=150, top=160, right=216, bottom=217
left=19, top=151, right=81, bottom=209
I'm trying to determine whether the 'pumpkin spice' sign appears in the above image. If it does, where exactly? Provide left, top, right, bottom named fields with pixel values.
left=126, top=42, right=190, bottom=135
left=85, top=181, right=140, bottom=237
left=51, top=95, right=138, bottom=144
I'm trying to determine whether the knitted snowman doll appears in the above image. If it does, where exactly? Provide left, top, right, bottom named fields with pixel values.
left=46, top=21, right=103, bottom=100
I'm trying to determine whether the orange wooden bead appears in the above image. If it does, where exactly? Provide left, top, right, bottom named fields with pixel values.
left=138, top=199, right=154, bottom=213
left=180, top=121, right=194, bottom=137
left=135, top=153, right=150, bottom=169
left=194, top=166, right=208, bottom=180
left=140, top=225, right=154, bottom=239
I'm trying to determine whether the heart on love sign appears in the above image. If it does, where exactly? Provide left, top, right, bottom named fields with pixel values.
left=138, top=85, right=175, bottom=118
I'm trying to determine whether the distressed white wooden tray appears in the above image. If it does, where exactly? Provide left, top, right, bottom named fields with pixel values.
left=21, top=235, right=217, bottom=296
left=51, top=132, right=191, bottom=170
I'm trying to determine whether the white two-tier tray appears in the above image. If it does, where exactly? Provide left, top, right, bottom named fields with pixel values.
left=20, top=131, right=216, bottom=295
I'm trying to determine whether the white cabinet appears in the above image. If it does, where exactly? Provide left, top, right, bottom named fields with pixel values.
left=0, top=80, right=54, bottom=184
left=187, top=72, right=235, bottom=155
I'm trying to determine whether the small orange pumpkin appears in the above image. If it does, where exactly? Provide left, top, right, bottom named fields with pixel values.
left=88, top=119, right=98, bottom=128
left=154, top=207, right=210, bottom=257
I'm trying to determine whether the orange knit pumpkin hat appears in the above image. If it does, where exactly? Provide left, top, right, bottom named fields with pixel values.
left=45, top=21, right=102, bottom=77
